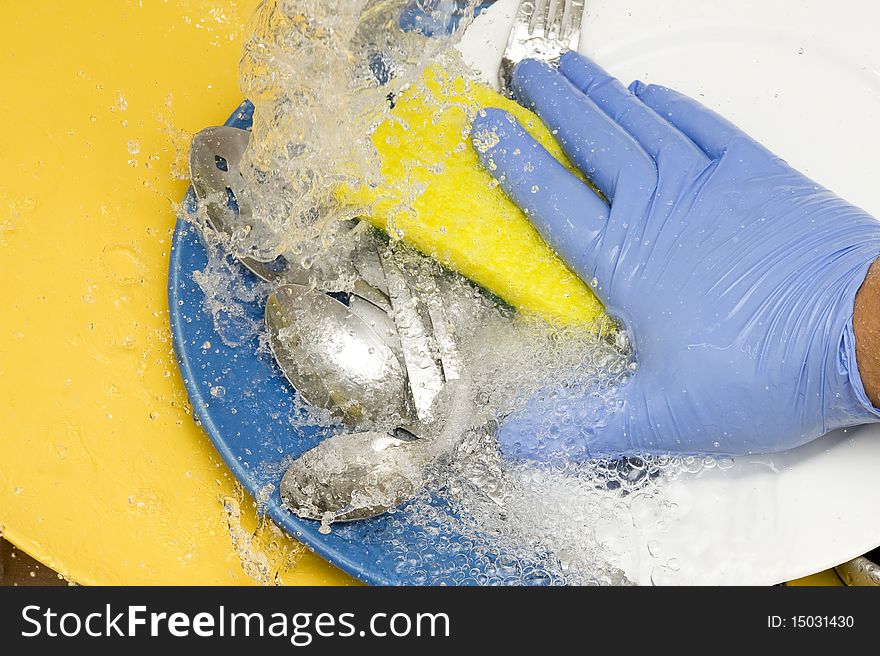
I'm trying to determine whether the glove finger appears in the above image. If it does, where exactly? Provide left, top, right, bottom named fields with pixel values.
left=558, top=52, right=709, bottom=168
left=496, top=375, right=645, bottom=462
left=629, top=81, right=754, bottom=160
left=472, top=107, right=612, bottom=282
left=511, top=58, right=657, bottom=204
left=495, top=371, right=738, bottom=461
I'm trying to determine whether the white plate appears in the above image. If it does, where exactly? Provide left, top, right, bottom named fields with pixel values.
left=458, top=0, right=880, bottom=584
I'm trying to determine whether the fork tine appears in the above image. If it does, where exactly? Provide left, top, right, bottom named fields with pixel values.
left=530, top=0, right=547, bottom=37
left=499, top=0, right=585, bottom=96
left=513, top=0, right=535, bottom=35
left=547, top=0, right=563, bottom=40
left=558, top=0, right=572, bottom=39
left=561, top=0, right=584, bottom=44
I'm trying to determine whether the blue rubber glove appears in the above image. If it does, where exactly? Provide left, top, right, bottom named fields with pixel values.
left=471, top=52, right=880, bottom=459
left=399, top=0, right=494, bottom=37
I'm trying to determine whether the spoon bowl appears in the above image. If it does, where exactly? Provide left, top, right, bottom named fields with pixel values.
left=266, top=283, right=411, bottom=425
left=281, top=428, right=429, bottom=522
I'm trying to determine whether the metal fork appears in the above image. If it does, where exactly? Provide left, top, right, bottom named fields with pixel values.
left=499, top=0, right=585, bottom=96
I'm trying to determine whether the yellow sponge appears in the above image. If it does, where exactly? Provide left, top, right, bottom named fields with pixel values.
left=343, top=69, right=604, bottom=326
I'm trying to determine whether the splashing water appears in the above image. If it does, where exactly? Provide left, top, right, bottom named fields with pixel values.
left=235, top=0, right=480, bottom=260
left=222, top=484, right=305, bottom=585
left=182, top=0, right=719, bottom=585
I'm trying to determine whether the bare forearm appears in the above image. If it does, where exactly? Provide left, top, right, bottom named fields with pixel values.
left=854, top=259, right=880, bottom=408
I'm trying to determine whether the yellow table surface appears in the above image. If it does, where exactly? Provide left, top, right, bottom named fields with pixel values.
left=0, top=0, right=354, bottom=585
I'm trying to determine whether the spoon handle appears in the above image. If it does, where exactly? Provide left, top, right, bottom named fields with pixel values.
left=380, top=254, right=446, bottom=421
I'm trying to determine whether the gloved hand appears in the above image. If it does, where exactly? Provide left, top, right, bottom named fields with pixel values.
left=471, top=52, right=880, bottom=459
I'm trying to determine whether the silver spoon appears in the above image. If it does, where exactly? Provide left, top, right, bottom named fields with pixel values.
left=281, top=427, right=429, bottom=522
left=189, top=126, right=307, bottom=284
left=276, top=324, right=513, bottom=523
left=265, top=283, right=411, bottom=425
left=280, top=362, right=508, bottom=524
left=281, top=420, right=510, bottom=523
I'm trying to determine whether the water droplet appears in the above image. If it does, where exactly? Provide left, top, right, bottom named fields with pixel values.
left=99, top=244, right=147, bottom=285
